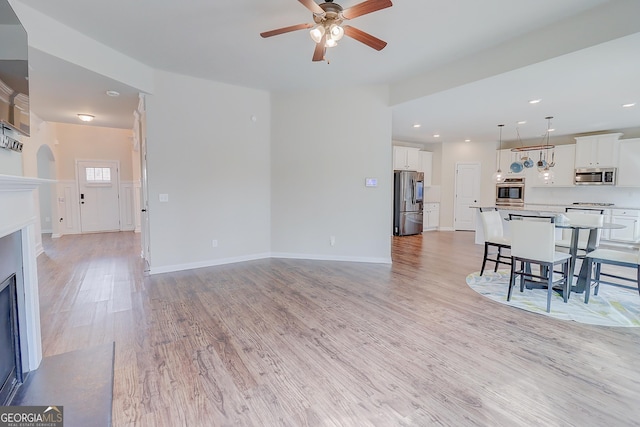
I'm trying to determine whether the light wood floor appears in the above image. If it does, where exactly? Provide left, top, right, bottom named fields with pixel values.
left=37, top=231, right=640, bottom=426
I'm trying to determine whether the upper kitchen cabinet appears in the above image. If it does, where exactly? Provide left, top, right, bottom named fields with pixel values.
left=617, top=138, right=640, bottom=187
left=418, top=151, right=433, bottom=186
left=574, top=133, right=622, bottom=168
left=393, top=146, right=420, bottom=171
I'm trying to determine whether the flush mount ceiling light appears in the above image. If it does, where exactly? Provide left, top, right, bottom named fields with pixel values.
left=77, top=114, right=94, bottom=122
left=260, top=0, right=392, bottom=62
left=105, top=90, right=120, bottom=97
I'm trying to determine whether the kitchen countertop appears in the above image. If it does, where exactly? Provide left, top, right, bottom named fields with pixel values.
left=524, top=203, right=640, bottom=210
left=471, top=204, right=640, bottom=211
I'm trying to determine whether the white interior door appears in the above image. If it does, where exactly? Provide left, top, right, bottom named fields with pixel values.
left=140, top=135, right=151, bottom=271
left=454, top=163, right=481, bottom=231
left=77, top=160, right=120, bottom=233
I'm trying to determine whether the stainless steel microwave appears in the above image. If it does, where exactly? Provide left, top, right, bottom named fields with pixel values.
left=574, top=168, right=616, bottom=185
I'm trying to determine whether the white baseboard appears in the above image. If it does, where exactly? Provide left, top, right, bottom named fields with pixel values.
left=270, top=252, right=392, bottom=264
left=149, top=252, right=272, bottom=275
left=149, top=251, right=393, bottom=275
left=51, top=233, right=62, bottom=239
left=439, top=227, right=455, bottom=231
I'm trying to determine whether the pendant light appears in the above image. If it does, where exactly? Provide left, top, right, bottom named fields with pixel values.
left=493, top=124, right=506, bottom=183
left=537, top=116, right=555, bottom=184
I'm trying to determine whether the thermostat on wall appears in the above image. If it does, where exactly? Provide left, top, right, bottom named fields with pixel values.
left=365, top=178, right=378, bottom=187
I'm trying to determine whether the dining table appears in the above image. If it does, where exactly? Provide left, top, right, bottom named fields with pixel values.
left=555, top=221, right=625, bottom=293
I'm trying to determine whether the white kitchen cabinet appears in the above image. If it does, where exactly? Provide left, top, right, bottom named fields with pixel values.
left=574, top=133, right=622, bottom=168
left=607, top=209, right=640, bottom=243
left=418, top=151, right=433, bottom=186
left=529, top=144, right=576, bottom=187
left=393, top=146, right=420, bottom=170
left=616, top=138, right=640, bottom=187
left=423, top=203, right=440, bottom=231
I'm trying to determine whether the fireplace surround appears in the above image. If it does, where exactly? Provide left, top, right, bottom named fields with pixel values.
left=0, top=175, right=45, bottom=391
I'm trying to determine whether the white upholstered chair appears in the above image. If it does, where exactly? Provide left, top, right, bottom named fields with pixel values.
left=583, top=248, right=640, bottom=303
left=508, top=216, right=572, bottom=313
left=479, top=208, right=511, bottom=276
left=555, top=209, right=605, bottom=255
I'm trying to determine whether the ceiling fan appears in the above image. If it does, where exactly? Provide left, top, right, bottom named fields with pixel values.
left=260, top=0, right=392, bottom=62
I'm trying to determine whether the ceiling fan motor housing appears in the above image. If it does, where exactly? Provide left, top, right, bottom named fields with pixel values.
left=315, top=1, right=344, bottom=25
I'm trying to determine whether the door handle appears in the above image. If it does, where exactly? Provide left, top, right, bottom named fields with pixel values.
left=141, top=209, right=147, bottom=212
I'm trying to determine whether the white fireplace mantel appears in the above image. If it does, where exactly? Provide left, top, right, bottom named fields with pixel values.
left=0, top=174, right=51, bottom=371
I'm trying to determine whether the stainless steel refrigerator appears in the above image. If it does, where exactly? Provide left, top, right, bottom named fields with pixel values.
left=393, top=170, right=424, bottom=236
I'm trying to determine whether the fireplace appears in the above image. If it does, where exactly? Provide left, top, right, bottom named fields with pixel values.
left=0, top=273, right=21, bottom=404
left=0, top=175, right=44, bottom=399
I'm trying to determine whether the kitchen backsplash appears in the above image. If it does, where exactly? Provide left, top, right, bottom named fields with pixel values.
left=526, top=186, right=640, bottom=208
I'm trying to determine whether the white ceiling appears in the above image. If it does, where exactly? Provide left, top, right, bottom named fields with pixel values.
left=11, top=0, right=640, bottom=143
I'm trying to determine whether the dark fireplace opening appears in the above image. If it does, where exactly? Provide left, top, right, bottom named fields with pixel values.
left=0, top=273, right=22, bottom=405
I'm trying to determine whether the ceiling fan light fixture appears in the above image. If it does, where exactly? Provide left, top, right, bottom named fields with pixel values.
left=329, top=24, right=344, bottom=40
left=309, top=25, right=325, bottom=43
left=325, top=38, right=338, bottom=48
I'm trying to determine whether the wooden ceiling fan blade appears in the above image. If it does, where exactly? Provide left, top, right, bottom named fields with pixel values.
left=342, top=0, right=392, bottom=20
left=260, top=23, right=313, bottom=38
left=312, top=35, right=326, bottom=61
left=298, top=0, right=324, bottom=15
left=343, top=25, right=387, bottom=50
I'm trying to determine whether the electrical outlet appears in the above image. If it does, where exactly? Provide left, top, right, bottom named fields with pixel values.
left=212, top=239, right=218, bottom=248
left=330, top=236, right=336, bottom=246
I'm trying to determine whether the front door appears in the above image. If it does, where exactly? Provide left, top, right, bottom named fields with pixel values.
left=454, top=162, right=481, bottom=231
left=77, top=160, right=120, bottom=233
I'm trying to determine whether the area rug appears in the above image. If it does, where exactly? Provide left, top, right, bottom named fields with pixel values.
left=466, top=270, right=640, bottom=327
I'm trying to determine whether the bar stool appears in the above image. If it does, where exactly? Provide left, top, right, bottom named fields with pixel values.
left=583, top=248, right=640, bottom=303
left=508, top=215, right=572, bottom=313
left=479, top=208, right=511, bottom=276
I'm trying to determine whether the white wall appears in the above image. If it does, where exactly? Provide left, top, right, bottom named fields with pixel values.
left=145, top=70, right=271, bottom=273
left=440, top=140, right=497, bottom=229
left=271, top=86, right=392, bottom=263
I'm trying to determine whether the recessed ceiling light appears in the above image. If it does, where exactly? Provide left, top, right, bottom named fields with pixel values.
left=548, top=128, right=555, bottom=132
left=529, top=99, right=541, bottom=104
left=77, top=114, right=94, bottom=122
left=433, top=134, right=440, bottom=138
left=622, top=102, right=636, bottom=108
left=413, top=124, right=421, bottom=128
left=517, top=121, right=527, bottom=125
left=465, top=139, right=471, bottom=142
left=106, top=90, right=120, bottom=97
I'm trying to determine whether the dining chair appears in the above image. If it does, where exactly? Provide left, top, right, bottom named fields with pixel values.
left=479, top=208, right=510, bottom=276
left=508, top=215, right=572, bottom=313
left=583, top=248, right=640, bottom=303
left=555, top=211, right=605, bottom=255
